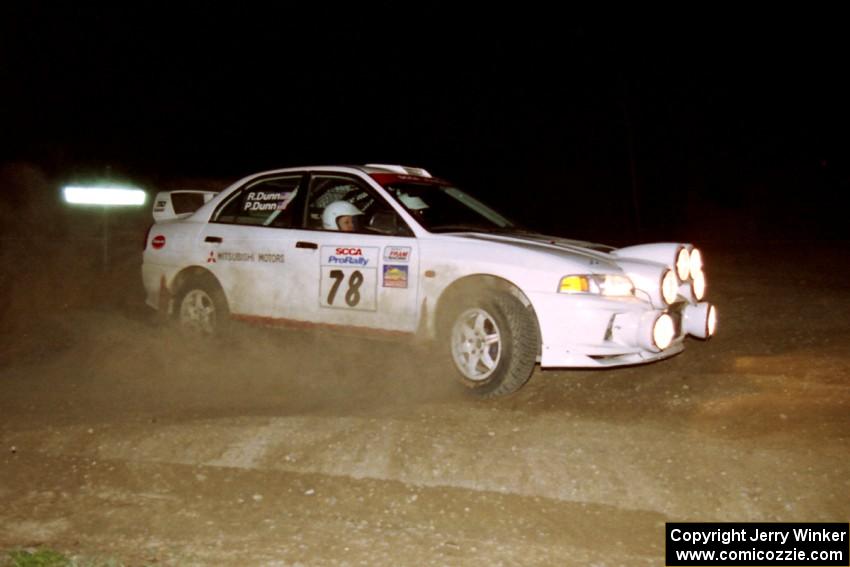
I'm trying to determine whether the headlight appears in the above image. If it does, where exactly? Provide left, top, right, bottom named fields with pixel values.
left=691, top=269, right=706, bottom=300
left=661, top=269, right=679, bottom=305
left=689, top=247, right=703, bottom=276
left=707, top=304, right=717, bottom=336
left=653, top=313, right=676, bottom=350
left=559, top=274, right=634, bottom=297
left=675, top=247, right=690, bottom=281
left=683, top=302, right=716, bottom=338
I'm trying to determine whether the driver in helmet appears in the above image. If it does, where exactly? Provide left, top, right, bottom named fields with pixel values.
left=322, top=200, right=364, bottom=232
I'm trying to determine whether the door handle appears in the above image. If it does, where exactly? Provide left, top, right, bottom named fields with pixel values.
left=205, top=236, right=223, bottom=243
left=296, top=241, right=318, bottom=250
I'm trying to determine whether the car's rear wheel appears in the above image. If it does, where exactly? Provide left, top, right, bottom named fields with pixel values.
left=443, top=291, right=539, bottom=398
left=175, top=278, right=229, bottom=336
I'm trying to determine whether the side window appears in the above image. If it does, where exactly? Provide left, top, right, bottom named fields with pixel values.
left=305, top=175, right=412, bottom=236
left=213, top=175, right=303, bottom=227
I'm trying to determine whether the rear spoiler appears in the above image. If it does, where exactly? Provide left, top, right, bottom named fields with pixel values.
left=152, top=190, right=219, bottom=222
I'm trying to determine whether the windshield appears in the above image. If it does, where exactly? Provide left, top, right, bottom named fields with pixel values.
left=383, top=182, right=523, bottom=233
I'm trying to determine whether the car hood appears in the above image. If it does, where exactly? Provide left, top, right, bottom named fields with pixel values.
left=440, top=231, right=673, bottom=306
left=443, top=232, right=622, bottom=271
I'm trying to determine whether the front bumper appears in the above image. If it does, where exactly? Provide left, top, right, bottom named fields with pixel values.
left=527, top=291, right=713, bottom=368
left=540, top=341, right=686, bottom=368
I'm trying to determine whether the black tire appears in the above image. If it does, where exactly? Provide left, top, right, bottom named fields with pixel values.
left=173, top=277, right=229, bottom=336
left=441, top=291, right=539, bottom=398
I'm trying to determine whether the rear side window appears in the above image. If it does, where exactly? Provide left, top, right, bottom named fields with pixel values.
left=213, top=175, right=303, bottom=227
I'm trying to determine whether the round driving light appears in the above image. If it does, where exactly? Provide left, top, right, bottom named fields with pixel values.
left=689, top=247, right=703, bottom=276
left=707, top=304, right=717, bottom=337
left=692, top=269, right=706, bottom=300
left=653, top=313, right=675, bottom=350
left=661, top=269, right=679, bottom=305
left=675, top=247, right=690, bottom=281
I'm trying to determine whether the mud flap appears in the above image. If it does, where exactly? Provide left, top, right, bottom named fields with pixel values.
left=157, top=275, right=171, bottom=323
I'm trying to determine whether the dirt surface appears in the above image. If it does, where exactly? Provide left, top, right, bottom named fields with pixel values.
left=1, top=239, right=849, bottom=566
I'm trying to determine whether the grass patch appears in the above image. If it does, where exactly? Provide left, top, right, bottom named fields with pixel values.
left=4, top=550, right=69, bottom=567
left=2, top=550, right=127, bottom=567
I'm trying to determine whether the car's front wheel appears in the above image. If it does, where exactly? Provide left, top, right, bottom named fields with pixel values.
left=443, top=291, right=539, bottom=398
left=175, top=278, right=229, bottom=336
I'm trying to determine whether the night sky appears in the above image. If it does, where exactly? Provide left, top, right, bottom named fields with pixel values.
left=3, top=7, right=848, bottom=242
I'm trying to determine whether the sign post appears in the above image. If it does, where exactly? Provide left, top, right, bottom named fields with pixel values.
left=62, top=185, right=146, bottom=271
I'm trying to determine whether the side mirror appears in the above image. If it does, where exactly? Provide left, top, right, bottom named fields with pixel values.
left=368, top=210, right=400, bottom=235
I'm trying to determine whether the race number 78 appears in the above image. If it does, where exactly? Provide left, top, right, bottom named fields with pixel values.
left=327, top=269, right=363, bottom=307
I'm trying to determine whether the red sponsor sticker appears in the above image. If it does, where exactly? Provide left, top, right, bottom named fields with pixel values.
left=152, top=235, right=166, bottom=249
left=384, top=246, right=411, bottom=262
left=335, top=247, right=362, bottom=256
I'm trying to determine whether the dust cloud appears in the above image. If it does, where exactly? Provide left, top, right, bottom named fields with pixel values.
left=0, top=163, right=459, bottom=429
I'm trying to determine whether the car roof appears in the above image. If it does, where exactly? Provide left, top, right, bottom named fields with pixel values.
left=240, top=164, right=432, bottom=179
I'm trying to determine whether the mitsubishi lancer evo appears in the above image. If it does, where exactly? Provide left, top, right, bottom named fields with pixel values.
left=142, top=164, right=717, bottom=397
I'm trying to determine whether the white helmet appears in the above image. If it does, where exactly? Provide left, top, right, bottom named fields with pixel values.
left=322, top=200, right=364, bottom=230
left=398, top=192, right=428, bottom=210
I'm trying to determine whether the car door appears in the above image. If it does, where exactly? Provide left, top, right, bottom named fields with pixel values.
left=198, top=173, right=305, bottom=317
left=279, top=173, right=420, bottom=333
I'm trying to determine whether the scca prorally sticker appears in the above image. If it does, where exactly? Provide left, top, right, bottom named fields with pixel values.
left=383, top=246, right=411, bottom=262
left=243, top=190, right=297, bottom=212
left=322, top=246, right=378, bottom=267
left=153, top=200, right=167, bottom=212
left=320, top=246, right=379, bottom=311
left=382, top=265, right=408, bottom=288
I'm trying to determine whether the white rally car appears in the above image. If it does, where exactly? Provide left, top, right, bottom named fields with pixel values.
left=142, top=164, right=716, bottom=397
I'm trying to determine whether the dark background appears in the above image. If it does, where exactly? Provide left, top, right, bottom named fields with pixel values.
left=2, top=6, right=849, bottom=245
